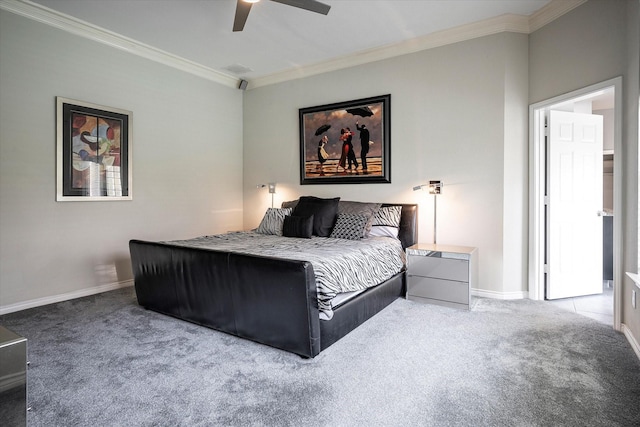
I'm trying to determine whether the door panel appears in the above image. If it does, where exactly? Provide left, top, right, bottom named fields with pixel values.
left=547, top=110, right=603, bottom=299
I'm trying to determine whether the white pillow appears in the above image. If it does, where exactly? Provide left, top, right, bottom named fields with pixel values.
left=255, top=208, right=292, bottom=236
left=369, top=225, right=399, bottom=239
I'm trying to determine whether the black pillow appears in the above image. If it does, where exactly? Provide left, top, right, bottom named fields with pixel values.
left=282, top=215, right=314, bottom=239
left=292, top=196, right=340, bottom=237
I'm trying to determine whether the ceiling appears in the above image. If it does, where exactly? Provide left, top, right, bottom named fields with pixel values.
left=24, top=0, right=558, bottom=85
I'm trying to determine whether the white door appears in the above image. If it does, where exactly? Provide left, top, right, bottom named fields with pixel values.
left=546, top=110, right=604, bottom=299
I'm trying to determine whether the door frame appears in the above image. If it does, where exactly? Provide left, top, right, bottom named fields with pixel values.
left=528, top=76, right=623, bottom=331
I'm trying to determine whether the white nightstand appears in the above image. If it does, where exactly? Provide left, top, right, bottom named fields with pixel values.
left=406, top=243, right=478, bottom=310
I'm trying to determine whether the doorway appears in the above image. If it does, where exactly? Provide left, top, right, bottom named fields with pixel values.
left=529, top=77, right=623, bottom=330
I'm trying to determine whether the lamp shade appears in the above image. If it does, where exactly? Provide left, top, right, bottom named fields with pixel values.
left=428, top=180, right=442, bottom=194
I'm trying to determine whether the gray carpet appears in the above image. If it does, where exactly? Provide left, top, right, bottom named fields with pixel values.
left=2, top=286, right=639, bottom=427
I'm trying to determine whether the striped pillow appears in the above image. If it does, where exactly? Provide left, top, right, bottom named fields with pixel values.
left=370, top=206, right=402, bottom=239
left=256, top=208, right=292, bottom=236
left=373, top=206, right=402, bottom=227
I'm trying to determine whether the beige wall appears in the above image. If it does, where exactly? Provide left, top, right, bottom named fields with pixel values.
left=502, top=33, right=530, bottom=297
left=0, top=10, right=244, bottom=311
left=242, top=32, right=530, bottom=297
left=529, top=0, right=628, bottom=103
left=530, top=0, right=640, bottom=342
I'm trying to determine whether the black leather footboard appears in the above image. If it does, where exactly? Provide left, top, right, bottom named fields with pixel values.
left=130, top=240, right=321, bottom=358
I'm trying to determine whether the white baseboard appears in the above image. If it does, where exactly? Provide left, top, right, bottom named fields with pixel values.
left=621, top=323, right=640, bottom=362
left=472, top=288, right=529, bottom=300
left=0, top=280, right=134, bottom=315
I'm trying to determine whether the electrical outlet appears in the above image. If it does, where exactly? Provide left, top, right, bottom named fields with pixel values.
left=633, top=290, right=637, bottom=309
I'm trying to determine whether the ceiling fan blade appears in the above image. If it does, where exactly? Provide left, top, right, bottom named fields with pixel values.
left=270, top=0, right=331, bottom=15
left=233, top=0, right=253, bottom=32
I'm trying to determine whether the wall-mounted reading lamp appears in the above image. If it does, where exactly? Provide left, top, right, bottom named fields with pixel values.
left=257, top=183, right=277, bottom=208
left=413, top=180, right=443, bottom=244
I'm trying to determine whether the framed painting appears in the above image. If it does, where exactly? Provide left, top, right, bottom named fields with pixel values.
left=56, top=97, right=132, bottom=201
left=299, top=94, right=390, bottom=185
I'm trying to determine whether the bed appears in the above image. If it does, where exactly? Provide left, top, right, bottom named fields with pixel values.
left=129, top=199, right=417, bottom=358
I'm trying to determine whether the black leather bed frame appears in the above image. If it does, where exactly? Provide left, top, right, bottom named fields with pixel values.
left=129, top=203, right=417, bottom=358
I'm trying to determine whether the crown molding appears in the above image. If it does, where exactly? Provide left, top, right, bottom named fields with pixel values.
left=0, top=0, right=239, bottom=89
left=252, top=0, right=588, bottom=89
left=2, top=0, right=586, bottom=90
left=529, top=0, right=587, bottom=33
left=250, top=13, right=531, bottom=89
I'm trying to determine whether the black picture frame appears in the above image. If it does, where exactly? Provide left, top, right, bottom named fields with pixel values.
left=56, top=97, right=132, bottom=201
left=299, top=94, right=390, bottom=185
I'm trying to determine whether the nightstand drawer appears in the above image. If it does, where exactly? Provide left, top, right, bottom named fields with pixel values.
left=407, top=276, right=469, bottom=305
left=408, top=256, right=469, bottom=282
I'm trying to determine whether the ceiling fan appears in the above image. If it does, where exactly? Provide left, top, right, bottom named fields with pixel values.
left=233, top=0, right=331, bottom=32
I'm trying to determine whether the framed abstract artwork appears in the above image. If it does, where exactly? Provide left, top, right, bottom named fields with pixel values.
left=299, top=94, right=391, bottom=185
left=56, top=97, right=132, bottom=201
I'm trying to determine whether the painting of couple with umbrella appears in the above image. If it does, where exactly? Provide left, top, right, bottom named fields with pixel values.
left=299, top=94, right=391, bottom=184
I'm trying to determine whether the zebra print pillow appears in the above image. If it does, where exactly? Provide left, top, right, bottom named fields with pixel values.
left=329, top=213, right=369, bottom=240
left=373, top=205, right=402, bottom=227
left=370, top=206, right=402, bottom=239
left=256, top=207, right=292, bottom=236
